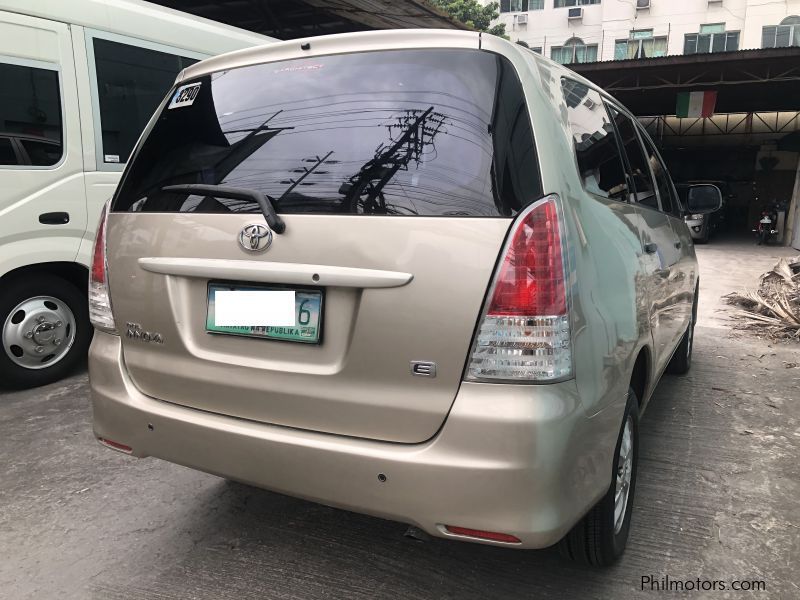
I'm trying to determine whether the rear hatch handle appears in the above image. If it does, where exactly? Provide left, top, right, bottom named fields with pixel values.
left=138, top=257, right=414, bottom=289
left=161, top=184, right=286, bottom=233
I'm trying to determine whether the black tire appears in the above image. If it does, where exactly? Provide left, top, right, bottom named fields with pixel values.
left=0, top=274, right=91, bottom=389
left=558, top=388, right=640, bottom=566
left=666, top=284, right=698, bottom=375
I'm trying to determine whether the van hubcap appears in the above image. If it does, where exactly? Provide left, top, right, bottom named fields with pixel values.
left=2, top=296, right=76, bottom=370
left=614, top=417, right=634, bottom=534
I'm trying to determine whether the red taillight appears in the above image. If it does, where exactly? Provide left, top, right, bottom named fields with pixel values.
left=444, top=525, right=521, bottom=544
left=98, top=437, right=133, bottom=454
left=88, top=201, right=117, bottom=333
left=487, top=197, right=566, bottom=316
left=91, top=203, right=108, bottom=284
left=465, top=195, right=572, bottom=382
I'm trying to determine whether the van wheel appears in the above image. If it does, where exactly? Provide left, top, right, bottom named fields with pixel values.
left=0, top=275, right=91, bottom=389
left=666, top=285, right=698, bottom=375
left=558, top=388, right=639, bottom=566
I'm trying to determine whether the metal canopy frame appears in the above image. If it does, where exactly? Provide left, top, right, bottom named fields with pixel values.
left=571, top=47, right=800, bottom=115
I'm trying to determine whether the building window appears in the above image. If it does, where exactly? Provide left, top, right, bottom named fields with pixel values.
left=551, top=37, right=598, bottom=64
left=614, top=30, right=667, bottom=59
left=554, top=0, right=600, bottom=7
left=500, top=0, right=543, bottom=12
left=684, top=24, right=739, bottom=54
left=0, top=62, right=63, bottom=166
left=762, top=16, right=800, bottom=48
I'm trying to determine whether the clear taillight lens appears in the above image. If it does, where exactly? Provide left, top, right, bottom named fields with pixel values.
left=465, top=194, right=572, bottom=382
left=88, top=201, right=117, bottom=334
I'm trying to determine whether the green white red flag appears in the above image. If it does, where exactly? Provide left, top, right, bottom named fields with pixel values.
left=676, top=91, right=717, bottom=118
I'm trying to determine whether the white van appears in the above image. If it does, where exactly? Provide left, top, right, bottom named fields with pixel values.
left=0, top=0, right=272, bottom=388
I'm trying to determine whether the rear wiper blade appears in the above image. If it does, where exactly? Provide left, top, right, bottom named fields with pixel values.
left=161, top=184, right=286, bottom=233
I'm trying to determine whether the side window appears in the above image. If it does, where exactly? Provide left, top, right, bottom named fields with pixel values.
left=92, top=37, right=199, bottom=166
left=606, top=104, right=659, bottom=210
left=20, top=139, right=63, bottom=166
left=0, top=62, right=63, bottom=167
left=0, top=137, right=19, bottom=165
left=561, top=79, right=628, bottom=201
left=638, top=130, right=682, bottom=217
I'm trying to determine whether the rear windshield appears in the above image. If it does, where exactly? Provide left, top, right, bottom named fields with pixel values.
left=111, top=49, right=541, bottom=217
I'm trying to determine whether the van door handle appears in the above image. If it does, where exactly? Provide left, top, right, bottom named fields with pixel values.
left=644, top=242, right=658, bottom=254
left=39, top=212, right=70, bottom=225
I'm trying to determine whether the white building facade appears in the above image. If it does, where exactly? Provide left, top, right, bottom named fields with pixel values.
left=492, top=0, right=800, bottom=65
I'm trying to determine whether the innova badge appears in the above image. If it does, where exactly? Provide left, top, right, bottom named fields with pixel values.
left=239, top=223, right=273, bottom=253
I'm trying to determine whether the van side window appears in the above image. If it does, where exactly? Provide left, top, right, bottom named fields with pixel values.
left=0, top=137, right=18, bottom=165
left=0, top=62, right=63, bottom=166
left=606, top=104, right=659, bottom=210
left=92, top=38, right=198, bottom=165
left=638, top=130, right=682, bottom=217
left=560, top=79, right=628, bottom=201
left=19, top=138, right=63, bottom=166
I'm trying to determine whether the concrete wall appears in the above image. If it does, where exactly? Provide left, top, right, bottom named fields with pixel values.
left=492, top=0, right=800, bottom=61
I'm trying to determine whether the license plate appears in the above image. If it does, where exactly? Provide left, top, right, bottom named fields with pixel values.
left=206, top=283, right=323, bottom=344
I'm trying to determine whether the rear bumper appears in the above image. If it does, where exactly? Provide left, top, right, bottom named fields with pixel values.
left=89, top=332, right=618, bottom=549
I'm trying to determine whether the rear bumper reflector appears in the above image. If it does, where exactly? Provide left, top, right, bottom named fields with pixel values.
left=443, top=525, right=522, bottom=544
left=98, top=437, right=133, bottom=454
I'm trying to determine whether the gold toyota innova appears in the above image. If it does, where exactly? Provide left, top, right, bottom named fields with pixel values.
left=89, top=30, right=719, bottom=566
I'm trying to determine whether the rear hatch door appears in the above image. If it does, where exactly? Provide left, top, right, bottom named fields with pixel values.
left=106, top=47, right=542, bottom=443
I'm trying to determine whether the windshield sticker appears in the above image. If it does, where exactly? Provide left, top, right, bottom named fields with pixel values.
left=168, top=82, right=201, bottom=109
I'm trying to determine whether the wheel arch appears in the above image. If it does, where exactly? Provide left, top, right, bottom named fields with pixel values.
left=0, top=262, right=89, bottom=296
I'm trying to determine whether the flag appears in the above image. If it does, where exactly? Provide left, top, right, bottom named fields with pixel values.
left=676, top=91, right=717, bottom=118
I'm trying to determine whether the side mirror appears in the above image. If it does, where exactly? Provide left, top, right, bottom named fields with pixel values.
left=686, top=184, right=723, bottom=214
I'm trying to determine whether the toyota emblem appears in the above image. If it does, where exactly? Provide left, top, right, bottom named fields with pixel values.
left=238, top=223, right=273, bottom=253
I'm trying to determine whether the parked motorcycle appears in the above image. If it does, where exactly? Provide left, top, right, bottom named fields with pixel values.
left=754, top=207, right=779, bottom=245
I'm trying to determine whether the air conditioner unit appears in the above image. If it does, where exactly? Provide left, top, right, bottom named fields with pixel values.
left=568, top=7, right=583, bottom=19
left=636, top=0, right=650, bottom=9
left=517, top=13, right=528, bottom=25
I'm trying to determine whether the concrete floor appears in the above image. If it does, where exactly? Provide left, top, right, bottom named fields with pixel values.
left=2, top=240, right=799, bottom=599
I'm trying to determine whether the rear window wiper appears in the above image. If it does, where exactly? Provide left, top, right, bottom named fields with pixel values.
left=161, top=184, right=286, bottom=233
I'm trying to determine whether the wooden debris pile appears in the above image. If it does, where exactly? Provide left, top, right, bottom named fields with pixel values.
left=724, top=256, right=800, bottom=340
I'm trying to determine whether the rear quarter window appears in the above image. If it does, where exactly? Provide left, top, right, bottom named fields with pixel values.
left=112, top=49, right=542, bottom=217
left=560, top=78, right=629, bottom=202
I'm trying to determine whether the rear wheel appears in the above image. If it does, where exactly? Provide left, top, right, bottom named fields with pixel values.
left=558, top=388, right=639, bottom=566
left=0, top=275, right=91, bottom=389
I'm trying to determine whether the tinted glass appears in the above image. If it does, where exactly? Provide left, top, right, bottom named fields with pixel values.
left=561, top=80, right=628, bottom=201
left=93, top=38, right=198, bottom=164
left=0, top=137, right=17, bottom=165
left=0, top=62, right=62, bottom=166
left=20, top=138, right=63, bottom=166
left=607, top=105, right=658, bottom=209
left=640, top=130, right=681, bottom=216
left=638, top=131, right=680, bottom=215
left=112, top=50, right=542, bottom=217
